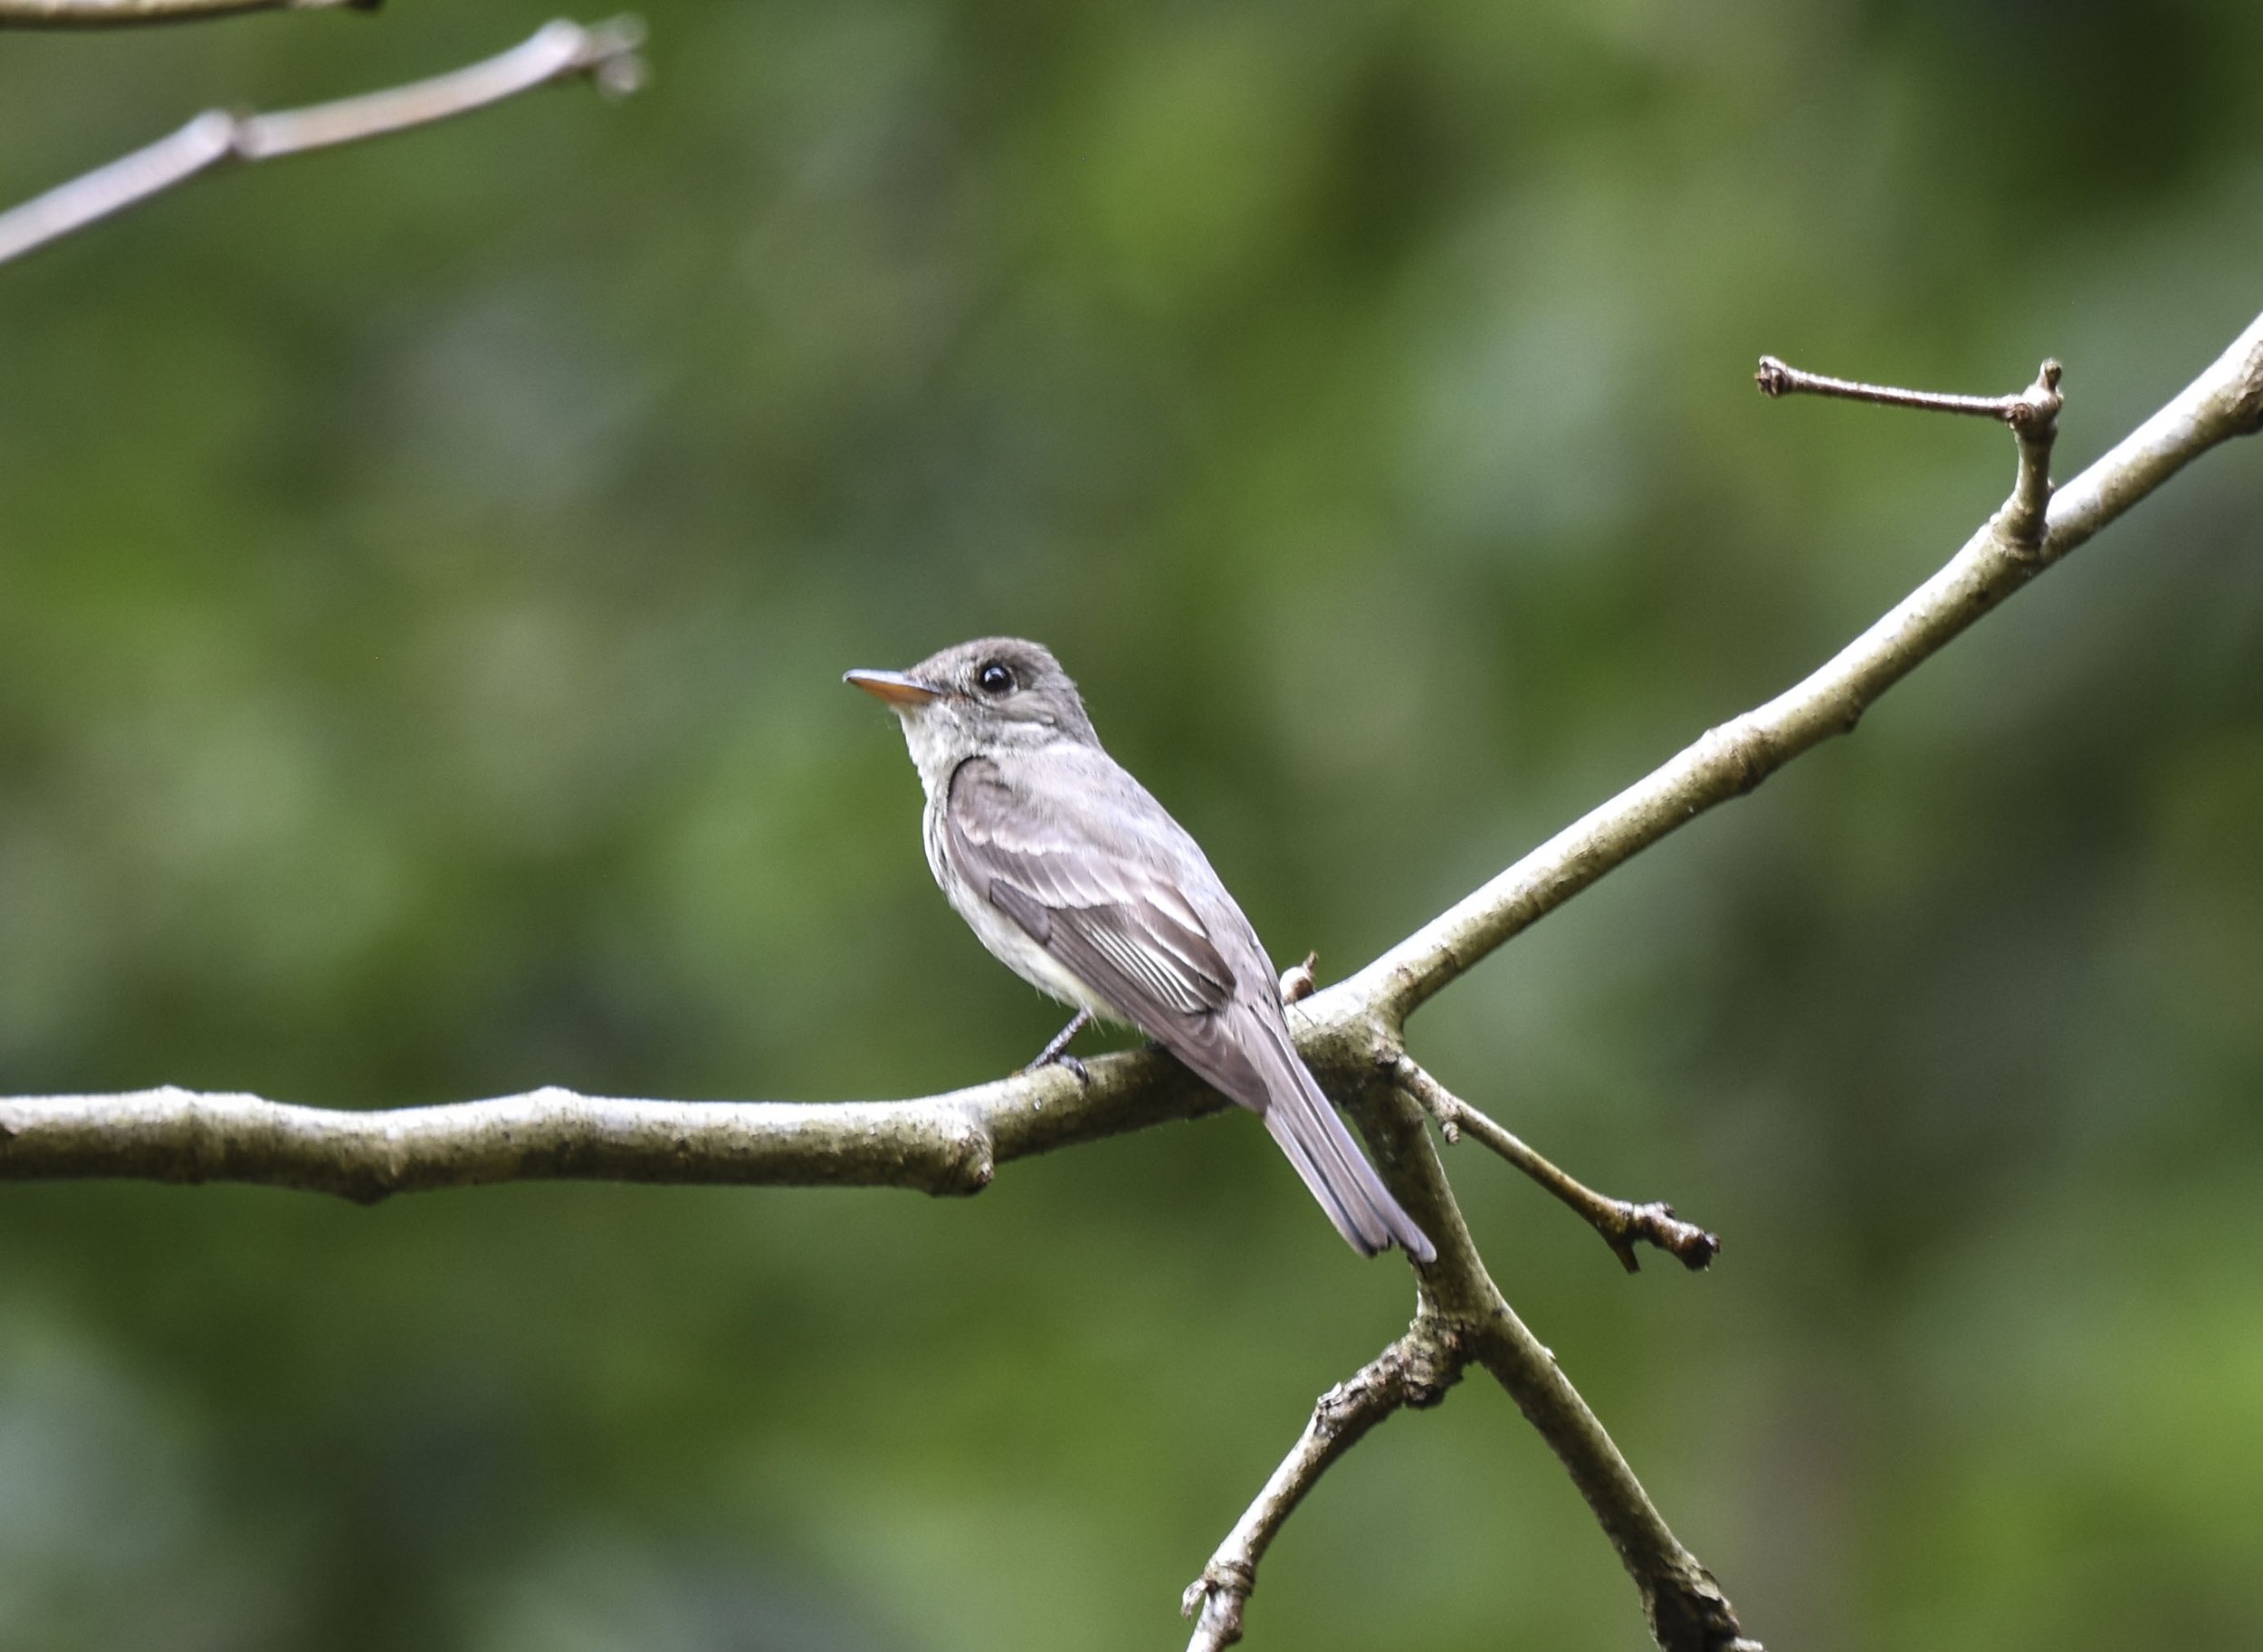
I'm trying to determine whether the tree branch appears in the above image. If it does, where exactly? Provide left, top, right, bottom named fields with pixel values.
left=1343, top=317, right=2263, bottom=1022
left=1342, top=1065, right=1757, bottom=1651
left=1391, top=1057, right=1718, bottom=1274
left=1182, top=1319, right=1464, bottom=1651
left=5, top=312, right=2258, bottom=1651
left=1462, top=1286, right=1756, bottom=1652
left=0, top=16, right=646, bottom=268
left=0, top=1055, right=1225, bottom=1204
left=0, top=0, right=370, bottom=28
left=1753, top=353, right=2060, bottom=425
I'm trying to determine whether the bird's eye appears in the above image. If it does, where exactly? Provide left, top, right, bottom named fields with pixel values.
left=975, top=661, right=1016, bottom=695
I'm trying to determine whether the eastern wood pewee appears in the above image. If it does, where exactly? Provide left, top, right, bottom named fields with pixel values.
left=847, top=637, right=1435, bottom=1263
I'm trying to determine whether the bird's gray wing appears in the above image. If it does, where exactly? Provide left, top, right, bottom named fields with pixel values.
left=947, top=753, right=1437, bottom=1264
left=943, top=755, right=1241, bottom=1040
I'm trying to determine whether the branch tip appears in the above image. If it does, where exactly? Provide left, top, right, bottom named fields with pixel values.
left=1617, top=1202, right=1720, bottom=1273
left=1398, top=1060, right=1720, bottom=1275
left=2004, top=359, right=2065, bottom=435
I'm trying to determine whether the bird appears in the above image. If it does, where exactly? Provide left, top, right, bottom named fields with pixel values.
left=845, top=636, right=1435, bottom=1263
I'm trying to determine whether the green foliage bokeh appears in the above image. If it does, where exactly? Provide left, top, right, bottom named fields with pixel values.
left=1, top=2, right=2259, bottom=1647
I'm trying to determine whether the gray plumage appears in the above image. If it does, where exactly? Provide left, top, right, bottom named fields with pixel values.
left=845, top=637, right=1435, bottom=1264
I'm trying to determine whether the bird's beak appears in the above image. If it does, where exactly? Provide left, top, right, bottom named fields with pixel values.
left=844, top=668, right=941, bottom=707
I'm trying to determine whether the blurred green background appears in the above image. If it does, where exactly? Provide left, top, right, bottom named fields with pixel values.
left=2, top=2, right=2259, bottom=1647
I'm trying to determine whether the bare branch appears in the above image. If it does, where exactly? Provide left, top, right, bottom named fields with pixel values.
left=1392, top=1057, right=1717, bottom=1274
left=1755, top=356, right=2065, bottom=552
left=0, top=1014, right=1755, bottom=1643
left=1347, top=312, right=2263, bottom=1022
left=0, top=16, right=647, bottom=268
left=1338, top=1069, right=1755, bottom=1651
left=0, top=0, right=370, bottom=28
left=0, top=1053, right=1226, bottom=1204
left=4, top=313, right=2257, bottom=1652
left=1182, top=1320, right=1464, bottom=1650
left=1178, top=1059, right=1748, bottom=1651
left=1753, top=353, right=2061, bottom=425
left=1464, top=1290, right=1758, bottom=1652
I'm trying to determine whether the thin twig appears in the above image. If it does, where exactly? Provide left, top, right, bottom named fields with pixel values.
left=0, top=0, right=369, bottom=27
left=1182, top=1321, right=1464, bottom=1650
left=1753, top=354, right=2059, bottom=425
left=1391, top=1058, right=1718, bottom=1274
left=1348, top=319, right=2260, bottom=1022
left=0, top=16, right=646, bottom=268
left=1756, top=356, right=2064, bottom=552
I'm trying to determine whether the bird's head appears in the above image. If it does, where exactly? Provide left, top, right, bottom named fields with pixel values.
left=845, top=636, right=1099, bottom=783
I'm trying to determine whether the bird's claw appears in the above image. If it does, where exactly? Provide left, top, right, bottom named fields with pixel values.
left=1017, top=1050, right=1090, bottom=1088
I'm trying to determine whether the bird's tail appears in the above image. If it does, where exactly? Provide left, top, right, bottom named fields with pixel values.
left=1256, top=1026, right=1436, bottom=1264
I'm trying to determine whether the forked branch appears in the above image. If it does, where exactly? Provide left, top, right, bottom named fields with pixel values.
left=3, top=311, right=2259, bottom=1652
left=1342, top=320, right=2261, bottom=1023
left=1391, top=1057, right=1718, bottom=1273
left=0, top=17, right=646, bottom=267
left=1182, top=1320, right=1465, bottom=1650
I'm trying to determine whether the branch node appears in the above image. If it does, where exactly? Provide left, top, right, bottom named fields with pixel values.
left=1752, top=355, right=1795, bottom=397
left=1703, top=721, right=1775, bottom=797
left=1395, top=1322, right=1465, bottom=1408
left=936, top=1112, right=997, bottom=1197
left=1181, top=1557, right=1255, bottom=1616
left=1181, top=1558, right=1256, bottom=1649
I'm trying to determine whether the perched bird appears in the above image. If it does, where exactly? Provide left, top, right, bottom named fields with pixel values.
left=846, top=637, right=1435, bottom=1263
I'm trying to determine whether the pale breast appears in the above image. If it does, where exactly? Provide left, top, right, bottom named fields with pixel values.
left=922, top=795, right=1115, bottom=1018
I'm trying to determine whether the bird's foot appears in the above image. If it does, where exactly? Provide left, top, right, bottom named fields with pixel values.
left=1017, top=1008, right=1094, bottom=1087
left=1017, top=1049, right=1091, bottom=1088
